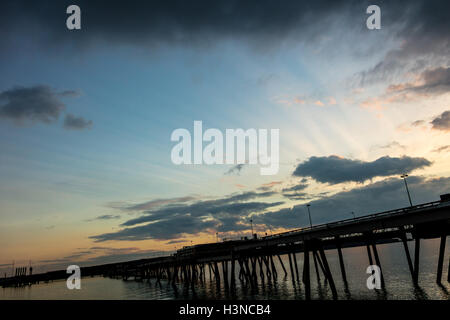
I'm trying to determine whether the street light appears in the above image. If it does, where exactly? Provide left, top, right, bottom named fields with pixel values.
left=400, top=174, right=413, bottom=207
left=306, top=204, right=313, bottom=228
left=216, top=232, right=219, bottom=243
left=250, top=218, right=254, bottom=237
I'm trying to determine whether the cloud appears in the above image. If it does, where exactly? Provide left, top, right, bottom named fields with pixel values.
left=258, top=176, right=450, bottom=229
left=224, top=164, right=246, bottom=175
left=59, top=90, right=81, bottom=98
left=282, top=183, right=308, bottom=192
left=294, top=97, right=306, bottom=105
left=356, top=1, right=450, bottom=85
left=387, top=67, right=450, bottom=96
left=277, top=96, right=336, bottom=108
left=110, top=196, right=198, bottom=211
left=328, top=97, right=337, bottom=105
left=0, top=85, right=67, bottom=125
left=372, top=141, right=406, bottom=151
left=411, top=120, right=426, bottom=127
left=89, top=172, right=447, bottom=243
left=257, top=181, right=283, bottom=191
left=0, top=0, right=365, bottom=54
left=119, top=191, right=277, bottom=226
left=359, top=67, right=450, bottom=111
left=430, top=110, right=450, bottom=131
left=85, top=214, right=121, bottom=222
left=90, top=191, right=281, bottom=241
left=90, top=215, right=217, bottom=242
left=0, top=85, right=89, bottom=130
left=63, top=113, right=93, bottom=130
left=293, top=155, right=432, bottom=184
left=433, top=145, right=450, bottom=153
left=314, top=100, right=325, bottom=107
left=281, top=183, right=310, bottom=200
left=166, top=239, right=188, bottom=245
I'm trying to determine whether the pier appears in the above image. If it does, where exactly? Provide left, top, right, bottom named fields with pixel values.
left=2, top=195, right=450, bottom=299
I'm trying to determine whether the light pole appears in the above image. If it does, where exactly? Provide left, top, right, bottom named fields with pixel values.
left=216, top=232, right=219, bottom=243
left=306, top=204, right=313, bottom=228
left=250, top=218, right=254, bottom=237
left=400, top=174, right=413, bottom=207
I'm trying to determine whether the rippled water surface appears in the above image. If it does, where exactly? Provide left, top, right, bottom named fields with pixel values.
left=2, top=238, right=449, bottom=300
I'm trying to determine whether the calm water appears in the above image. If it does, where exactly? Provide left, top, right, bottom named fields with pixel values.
left=2, top=238, right=449, bottom=300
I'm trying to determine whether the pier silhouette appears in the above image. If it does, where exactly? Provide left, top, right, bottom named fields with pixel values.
left=2, top=195, right=449, bottom=300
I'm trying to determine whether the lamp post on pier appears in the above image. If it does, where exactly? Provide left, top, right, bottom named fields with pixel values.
left=400, top=174, right=413, bottom=207
left=306, top=204, right=313, bottom=228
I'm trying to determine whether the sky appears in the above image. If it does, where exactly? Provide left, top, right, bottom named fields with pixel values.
left=0, top=0, right=449, bottom=274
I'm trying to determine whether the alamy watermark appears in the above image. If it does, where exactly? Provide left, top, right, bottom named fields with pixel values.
left=66, top=265, right=81, bottom=289
left=66, top=5, right=380, bottom=31
left=366, top=265, right=382, bottom=289
left=366, top=5, right=381, bottom=30
left=170, top=121, right=279, bottom=175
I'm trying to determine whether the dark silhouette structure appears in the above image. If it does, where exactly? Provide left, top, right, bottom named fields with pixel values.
left=2, top=195, right=449, bottom=299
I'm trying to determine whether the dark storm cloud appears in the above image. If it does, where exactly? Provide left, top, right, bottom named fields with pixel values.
left=90, top=191, right=281, bottom=241
left=293, top=155, right=431, bottom=184
left=259, top=176, right=450, bottom=228
left=357, top=0, right=450, bottom=85
left=0, top=0, right=369, bottom=52
left=430, top=110, right=450, bottom=131
left=63, top=113, right=93, bottom=130
left=0, top=85, right=66, bottom=124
